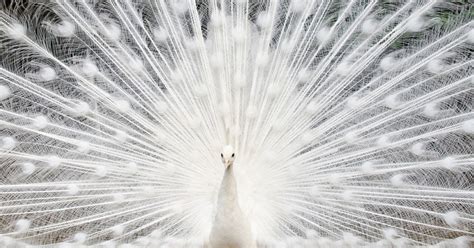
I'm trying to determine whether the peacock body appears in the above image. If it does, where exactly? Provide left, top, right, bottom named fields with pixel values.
left=209, top=146, right=255, bottom=248
left=0, top=0, right=473, bottom=247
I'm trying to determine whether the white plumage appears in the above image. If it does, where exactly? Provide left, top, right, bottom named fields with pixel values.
left=0, top=0, right=473, bottom=247
left=209, top=146, right=255, bottom=248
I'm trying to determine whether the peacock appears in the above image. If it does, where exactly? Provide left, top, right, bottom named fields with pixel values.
left=0, top=0, right=473, bottom=247
left=209, top=145, right=255, bottom=248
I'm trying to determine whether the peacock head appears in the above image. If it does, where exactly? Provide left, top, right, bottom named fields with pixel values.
left=220, top=145, right=235, bottom=168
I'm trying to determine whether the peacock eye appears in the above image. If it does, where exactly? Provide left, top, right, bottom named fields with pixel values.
left=220, top=153, right=223, bottom=158
left=231, top=153, right=235, bottom=157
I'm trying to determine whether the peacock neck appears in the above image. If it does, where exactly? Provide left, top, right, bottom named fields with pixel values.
left=211, top=164, right=255, bottom=247
left=216, top=164, right=240, bottom=211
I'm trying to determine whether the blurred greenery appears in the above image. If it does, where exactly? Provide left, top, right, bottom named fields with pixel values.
left=389, top=0, right=472, bottom=50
